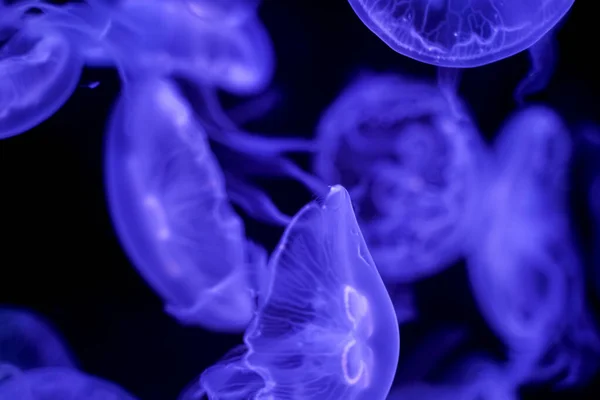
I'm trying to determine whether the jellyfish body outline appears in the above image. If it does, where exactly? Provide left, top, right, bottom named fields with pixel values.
left=347, top=0, right=575, bottom=68
left=313, top=71, right=488, bottom=283
left=104, top=77, right=264, bottom=332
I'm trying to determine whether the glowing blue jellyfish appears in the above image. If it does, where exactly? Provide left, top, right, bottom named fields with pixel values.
left=104, top=77, right=273, bottom=332
left=0, top=308, right=76, bottom=370
left=0, top=365, right=137, bottom=400
left=0, top=4, right=85, bottom=139
left=184, top=185, right=399, bottom=400
left=466, top=105, right=600, bottom=387
left=81, top=0, right=274, bottom=95
left=313, top=72, right=487, bottom=283
left=347, top=0, right=575, bottom=68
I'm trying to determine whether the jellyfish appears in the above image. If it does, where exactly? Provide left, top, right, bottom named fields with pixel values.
left=312, top=71, right=488, bottom=283
left=347, top=0, right=575, bottom=69
left=77, top=0, right=274, bottom=95
left=186, top=185, right=399, bottom=399
left=0, top=364, right=137, bottom=400
left=104, top=77, right=273, bottom=332
left=465, top=105, right=600, bottom=387
left=0, top=3, right=86, bottom=139
left=0, top=308, right=76, bottom=370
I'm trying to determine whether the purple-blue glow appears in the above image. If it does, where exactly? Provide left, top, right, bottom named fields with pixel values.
left=313, top=71, right=487, bottom=283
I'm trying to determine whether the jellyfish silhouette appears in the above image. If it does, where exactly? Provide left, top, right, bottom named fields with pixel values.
left=0, top=3, right=88, bottom=139
left=0, top=364, right=137, bottom=400
left=465, top=105, right=600, bottom=387
left=104, top=77, right=274, bottom=332
left=0, top=308, right=76, bottom=370
left=312, top=71, right=487, bottom=283
left=183, top=185, right=399, bottom=399
left=77, top=0, right=274, bottom=96
left=347, top=0, right=575, bottom=69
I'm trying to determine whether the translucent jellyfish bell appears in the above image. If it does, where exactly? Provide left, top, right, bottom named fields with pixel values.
left=185, top=0, right=261, bottom=26
left=0, top=8, right=84, bottom=139
left=84, top=0, right=275, bottom=95
left=314, top=72, right=487, bottom=283
left=0, top=308, right=76, bottom=370
left=0, top=365, right=137, bottom=400
left=347, top=0, right=575, bottom=68
left=186, top=185, right=399, bottom=400
left=104, top=77, right=267, bottom=332
left=466, top=105, right=600, bottom=385
left=244, top=185, right=399, bottom=399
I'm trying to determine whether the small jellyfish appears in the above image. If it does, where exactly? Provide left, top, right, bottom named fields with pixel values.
left=313, top=71, right=487, bottom=283
left=0, top=365, right=137, bottom=400
left=81, top=0, right=275, bottom=95
left=189, top=185, right=399, bottom=399
left=466, top=105, right=600, bottom=387
left=0, top=308, right=76, bottom=370
left=0, top=4, right=85, bottom=139
left=347, top=0, right=575, bottom=68
left=104, top=77, right=268, bottom=332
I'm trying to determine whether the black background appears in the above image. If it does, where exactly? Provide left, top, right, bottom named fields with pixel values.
left=1, top=0, right=599, bottom=399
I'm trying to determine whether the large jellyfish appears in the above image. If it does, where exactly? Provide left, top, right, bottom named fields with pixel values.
left=347, top=0, right=575, bottom=68
left=465, top=105, right=600, bottom=387
left=0, top=2, right=88, bottom=139
left=75, top=0, right=274, bottom=96
left=182, top=185, right=400, bottom=399
left=0, top=364, right=137, bottom=400
left=104, top=77, right=273, bottom=332
left=0, top=308, right=76, bottom=370
left=312, top=71, right=487, bottom=283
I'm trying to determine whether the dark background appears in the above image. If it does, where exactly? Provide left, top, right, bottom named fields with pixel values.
left=1, top=0, right=599, bottom=398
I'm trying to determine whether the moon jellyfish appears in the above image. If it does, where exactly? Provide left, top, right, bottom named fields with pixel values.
left=0, top=5, right=85, bottom=139
left=466, top=105, right=600, bottom=386
left=183, top=185, right=399, bottom=399
left=314, top=72, right=487, bottom=283
left=347, top=0, right=575, bottom=68
left=82, top=0, right=274, bottom=95
left=105, top=77, right=269, bottom=332
left=0, top=308, right=76, bottom=370
left=0, top=365, right=137, bottom=400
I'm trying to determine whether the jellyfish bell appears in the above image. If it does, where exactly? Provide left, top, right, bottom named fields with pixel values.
left=81, top=0, right=274, bottom=95
left=187, top=185, right=399, bottom=399
left=347, top=0, right=575, bottom=68
left=104, top=77, right=265, bottom=332
left=0, top=308, right=76, bottom=370
left=241, top=185, right=399, bottom=399
left=466, top=105, right=600, bottom=386
left=314, top=71, right=488, bottom=283
left=0, top=10, right=83, bottom=139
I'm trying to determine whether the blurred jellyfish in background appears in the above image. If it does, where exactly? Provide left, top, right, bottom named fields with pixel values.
left=104, top=77, right=272, bottom=333
left=0, top=307, right=76, bottom=370
left=389, top=354, right=520, bottom=400
left=184, top=0, right=262, bottom=26
left=0, top=364, right=138, bottom=400
left=346, top=0, right=575, bottom=68
left=183, top=185, right=399, bottom=400
left=0, top=1, right=89, bottom=139
left=71, top=0, right=275, bottom=96
left=466, top=105, right=600, bottom=388
left=312, top=71, right=488, bottom=283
